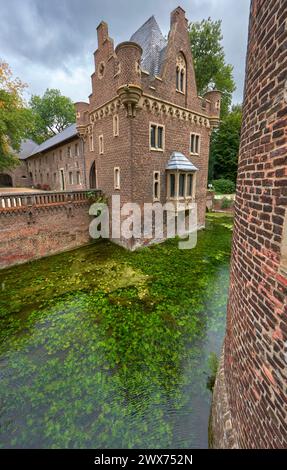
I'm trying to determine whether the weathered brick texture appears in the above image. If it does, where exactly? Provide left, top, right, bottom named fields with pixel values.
left=212, top=0, right=287, bottom=449
left=0, top=196, right=93, bottom=269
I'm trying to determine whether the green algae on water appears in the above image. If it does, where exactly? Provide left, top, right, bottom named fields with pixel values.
left=0, top=214, right=233, bottom=449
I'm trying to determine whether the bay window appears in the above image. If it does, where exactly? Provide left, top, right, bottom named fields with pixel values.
left=167, top=172, right=196, bottom=200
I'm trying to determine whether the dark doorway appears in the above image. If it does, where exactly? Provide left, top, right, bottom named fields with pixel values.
left=89, top=161, right=97, bottom=189
left=0, top=174, right=13, bottom=187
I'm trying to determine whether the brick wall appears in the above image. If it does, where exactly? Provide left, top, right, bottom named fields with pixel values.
left=0, top=192, right=95, bottom=269
left=0, top=161, right=32, bottom=188
left=76, top=7, right=220, bottom=244
left=212, top=0, right=287, bottom=448
left=26, top=137, right=85, bottom=191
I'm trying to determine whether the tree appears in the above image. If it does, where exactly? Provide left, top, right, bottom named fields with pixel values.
left=209, top=104, right=242, bottom=183
left=0, top=60, right=34, bottom=171
left=189, top=18, right=236, bottom=117
left=29, top=89, right=76, bottom=144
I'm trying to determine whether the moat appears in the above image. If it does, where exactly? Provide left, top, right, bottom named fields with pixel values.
left=0, top=214, right=233, bottom=449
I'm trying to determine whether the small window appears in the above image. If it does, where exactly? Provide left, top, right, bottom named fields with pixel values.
left=150, top=124, right=164, bottom=151
left=150, top=125, right=156, bottom=148
left=53, top=173, right=57, bottom=183
left=169, top=174, right=176, bottom=198
left=75, top=143, right=79, bottom=157
left=76, top=171, right=81, bottom=185
left=187, top=174, right=193, bottom=197
left=99, top=135, right=104, bottom=155
left=67, top=146, right=71, bottom=158
left=114, top=167, right=120, bottom=190
left=69, top=172, right=73, bottom=185
left=190, top=133, right=200, bottom=155
left=113, top=115, right=119, bottom=137
left=46, top=173, right=49, bottom=181
left=59, top=150, right=63, bottom=161
left=176, top=53, right=186, bottom=93
left=89, top=135, right=94, bottom=152
left=153, top=172, right=160, bottom=201
left=176, top=67, right=180, bottom=91
left=179, top=173, right=186, bottom=198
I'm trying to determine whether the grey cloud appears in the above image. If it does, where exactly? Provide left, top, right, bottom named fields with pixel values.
left=0, top=0, right=250, bottom=103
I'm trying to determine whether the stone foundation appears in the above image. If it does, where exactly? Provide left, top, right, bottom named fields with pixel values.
left=210, top=346, right=239, bottom=449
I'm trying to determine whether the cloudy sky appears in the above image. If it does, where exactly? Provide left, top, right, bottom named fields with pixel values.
left=0, top=0, right=250, bottom=105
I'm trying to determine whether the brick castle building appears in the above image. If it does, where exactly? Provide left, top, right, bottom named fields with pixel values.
left=0, top=6, right=220, bottom=237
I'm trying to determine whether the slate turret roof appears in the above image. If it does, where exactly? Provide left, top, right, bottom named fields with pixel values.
left=130, top=16, right=167, bottom=76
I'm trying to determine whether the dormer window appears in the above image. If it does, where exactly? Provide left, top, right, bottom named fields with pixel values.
left=176, top=53, right=186, bottom=94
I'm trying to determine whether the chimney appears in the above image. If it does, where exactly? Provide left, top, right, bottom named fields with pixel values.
left=170, top=6, right=187, bottom=28
left=97, top=21, right=109, bottom=47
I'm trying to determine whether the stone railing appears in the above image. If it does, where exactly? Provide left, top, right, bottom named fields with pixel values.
left=0, top=190, right=101, bottom=211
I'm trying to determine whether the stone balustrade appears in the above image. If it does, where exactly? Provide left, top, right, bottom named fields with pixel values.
left=0, top=190, right=101, bottom=211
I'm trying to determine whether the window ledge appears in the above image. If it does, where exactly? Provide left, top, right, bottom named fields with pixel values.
left=176, top=89, right=185, bottom=95
left=150, top=148, right=164, bottom=152
left=190, top=152, right=200, bottom=157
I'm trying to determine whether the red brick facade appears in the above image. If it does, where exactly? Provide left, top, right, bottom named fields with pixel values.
left=212, top=0, right=287, bottom=448
left=1, top=7, right=220, bottom=248
left=76, top=7, right=221, bottom=235
left=26, top=136, right=84, bottom=191
left=0, top=191, right=95, bottom=269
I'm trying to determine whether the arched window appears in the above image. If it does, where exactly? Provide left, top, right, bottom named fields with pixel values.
left=176, top=67, right=180, bottom=91
left=89, top=161, right=97, bottom=189
left=176, top=53, right=186, bottom=94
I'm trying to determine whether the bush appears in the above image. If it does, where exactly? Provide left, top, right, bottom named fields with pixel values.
left=212, top=179, right=236, bottom=194
left=221, top=198, right=233, bottom=210
left=206, top=352, right=219, bottom=392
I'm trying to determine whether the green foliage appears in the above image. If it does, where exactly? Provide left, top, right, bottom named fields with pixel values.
left=189, top=18, right=236, bottom=117
left=29, top=89, right=76, bottom=144
left=206, top=352, right=219, bottom=391
left=0, top=60, right=34, bottom=171
left=210, top=105, right=242, bottom=183
left=213, top=179, right=236, bottom=194
left=0, top=215, right=233, bottom=448
left=221, top=198, right=233, bottom=210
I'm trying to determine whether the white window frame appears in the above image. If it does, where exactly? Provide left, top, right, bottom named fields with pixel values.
left=167, top=171, right=196, bottom=201
left=153, top=171, right=161, bottom=201
left=114, top=167, right=120, bottom=190
left=176, top=53, right=186, bottom=94
left=190, top=133, right=201, bottom=156
left=113, top=114, right=119, bottom=137
left=75, top=143, right=79, bottom=157
left=149, top=123, right=165, bottom=152
left=76, top=171, right=81, bottom=185
left=99, top=135, right=104, bottom=155
left=69, top=171, right=74, bottom=185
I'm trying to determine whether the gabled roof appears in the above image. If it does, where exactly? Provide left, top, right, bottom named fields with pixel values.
left=27, top=124, right=77, bottom=158
left=130, top=16, right=167, bottom=76
left=166, top=152, right=199, bottom=172
left=18, top=139, right=38, bottom=160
